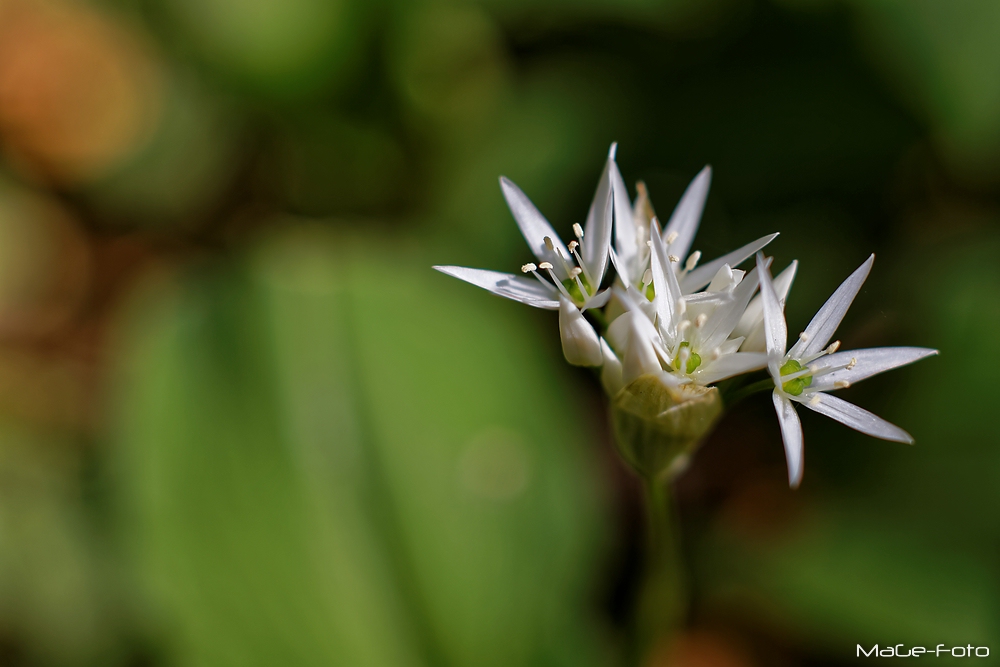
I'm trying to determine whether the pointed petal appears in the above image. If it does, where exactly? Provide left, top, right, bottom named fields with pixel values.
left=433, top=266, right=559, bottom=309
left=621, top=312, right=664, bottom=385
left=682, top=233, right=780, bottom=293
left=606, top=145, right=639, bottom=285
left=600, top=337, right=624, bottom=396
left=558, top=296, right=603, bottom=366
left=700, top=265, right=762, bottom=352
left=693, top=352, right=768, bottom=385
left=499, top=177, right=570, bottom=277
left=582, top=148, right=616, bottom=283
left=734, top=260, right=797, bottom=342
left=811, top=347, right=939, bottom=391
left=772, top=392, right=804, bottom=488
left=789, top=254, right=874, bottom=359
left=795, top=392, right=913, bottom=443
left=662, top=166, right=711, bottom=263
left=583, top=288, right=614, bottom=310
left=756, top=253, right=787, bottom=379
left=649, top=217, right=683, bottom=340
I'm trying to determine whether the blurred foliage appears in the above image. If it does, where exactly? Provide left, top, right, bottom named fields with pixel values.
left=0, top=0, right=998, bottom=665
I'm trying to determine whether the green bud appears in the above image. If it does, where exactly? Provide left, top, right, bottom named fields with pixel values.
left=610, top=374, right=723, bottom=481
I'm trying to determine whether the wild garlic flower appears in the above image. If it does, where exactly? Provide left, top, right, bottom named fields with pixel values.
left=434, top=145, right=619, bottom=366
left=756, top=252, right=938, bottom=487
left=433, top=144, right=936, bottom=486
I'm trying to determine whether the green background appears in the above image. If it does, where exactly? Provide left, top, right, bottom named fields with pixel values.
left=0, top=0, right=995, bottom=664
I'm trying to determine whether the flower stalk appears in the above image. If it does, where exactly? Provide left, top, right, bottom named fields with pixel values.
left=632, top=474, right=686, bottom=666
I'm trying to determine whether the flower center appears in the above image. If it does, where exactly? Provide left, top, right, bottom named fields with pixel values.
left=779, top=359, right=812, bottom=396
left=562, top=272, right=593, bottom=305
left=673, top=341, right=702, bottom=374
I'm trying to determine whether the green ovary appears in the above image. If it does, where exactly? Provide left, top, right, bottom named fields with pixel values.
left=562, top=273, right=593, bottom=305
left=673, top=342, right=702, bottom=374
left=779, top=359, right=812, bottom=396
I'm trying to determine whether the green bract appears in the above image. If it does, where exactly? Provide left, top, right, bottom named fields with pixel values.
left=610, top=375, right=723, bottom=481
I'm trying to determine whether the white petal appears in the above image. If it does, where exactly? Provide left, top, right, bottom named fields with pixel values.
left=795, top=392, right=913, bottom=443
left=734, top=260, right=797, bottom=341
left=582, top=288, right=614, bottom=310
left=699, top=265, right=762, bottom=352
left=772, top=392, right=804, bottom=488
left=811, top=347, right=939, bottom=391
left=582, top=149, right=616, bottom=283
left=789, top=254, right=874, bottom=359
left=706, top=263, right=735, bottom=292
left=609, top=146, right=639, bottom=284
left=600, top=337, right=624, bottom=396
left=649, top=217, right=683, bottom=340
left=681, top=233, right=779, bottom=293
left=433, top=266, right=558, bottom=309
left=621, top=312, right=664, bottom=385
left=693, top=352, right=768, bottom=385
left=499, top=177, right=570, bottom=277
left=719, top=336, right=744, bottom=355
left=558, top=296, right=603, bottom=367
left=756, top=253, right=787, bottom=379
left=661, top=166, right=711, bottom=263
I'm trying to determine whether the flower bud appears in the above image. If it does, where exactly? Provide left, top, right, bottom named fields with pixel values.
left=610, top=374, right=722, bottom=480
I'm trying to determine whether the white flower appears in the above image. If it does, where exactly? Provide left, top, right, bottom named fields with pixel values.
left=756, top=252, right=938, bottom=488
left=599, top=245, right=770, bottom=393
left=434, top=145, right=620, bottom=365
left=609, top=163, right=779, bottom=295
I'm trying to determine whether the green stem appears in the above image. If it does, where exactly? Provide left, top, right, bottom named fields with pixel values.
left=632, top=474, right=686, bottom=665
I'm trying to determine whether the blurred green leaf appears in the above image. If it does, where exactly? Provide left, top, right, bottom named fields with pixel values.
left=113, top=225, right=611, bottom=666
left=0, top=422, right=122, bottom=666
left=158, top=0, right=369, bottom=98
left=700, top=509, right=998, bottom=652
left=849, top=0, right=1000, bottom=182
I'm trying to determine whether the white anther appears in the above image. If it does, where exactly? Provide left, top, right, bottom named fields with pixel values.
left=668, top=255, right=680, bottom=263
left=694, top=313, right=707, bottom=328
left=521, top=263, right=537, bottom=273
left=544, top=236, right=555, bottom=251
left=664, top=231, right=678, bottom=245
left=798, top=332, right=811, bottom=343
left=678, top=320, right=691, bottom=335
left=826, top=340, right=841, bottom=354
left=809, top=395, right=822, bottom=405
left=684, top=251, right=701, bottom=272
left=847, top=357, right=857, bottom=370
left=808, top=364, right=820, bottom=374
left=572, top=223, right=584, bottom=238
left=676, top=299, right=687, bottom=316
left=538, top=261, right=553, bottom=270
left=642, top=269, right=652, bottom=285
left=646, top=240, right=652, bottom=248
left=834, top=380, right=851, bottom=389
left=709, top=347, right=721, bottom=361
left=569, top=267, right=582, bottom=278
left=567, top=240, right=578, bottom=252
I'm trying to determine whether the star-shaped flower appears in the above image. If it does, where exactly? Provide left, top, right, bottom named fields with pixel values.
left=756, top=252, right=938, bottom=487
left=434, top=145, right=620, bottom=366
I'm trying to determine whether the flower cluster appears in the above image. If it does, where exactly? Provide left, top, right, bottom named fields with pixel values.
left=434, top=145, right=937, bottom=486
